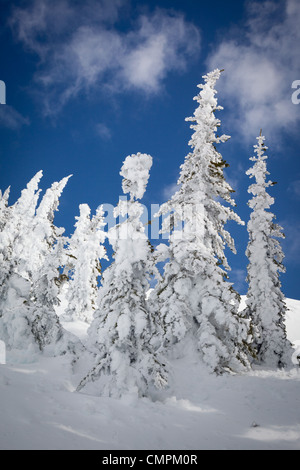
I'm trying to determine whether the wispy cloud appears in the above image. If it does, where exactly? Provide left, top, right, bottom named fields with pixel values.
left=207, top=0, right=300, bottom=142
left=281, top=220, right=300, bottom=264
left=9, top=0, right=126, bottom=57
left=224, top=162, right=246, bottom=196
left=162, top=181, right=181, bottom=200
left=228, top=268, right=247, bottom=294
left=9, top=0, right=200, bottom=116
left=95, top=123, right=112, bottom=140
left=288, top=179, right=300, bottom=200
left=0, top=105, right=30, bottom=130
left=121, top=11, right=200, bottom=93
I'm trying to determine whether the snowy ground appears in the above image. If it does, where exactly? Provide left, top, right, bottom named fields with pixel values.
left=0, top=298, right=299, bottom=450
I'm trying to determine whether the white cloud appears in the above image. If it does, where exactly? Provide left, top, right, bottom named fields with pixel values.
left=162, top=181, right=181, bottom=200
left=0, top=105, right=30, bottom=130
left=207, top=0, right=300, bottom=142
left=9, top=1, right=200, bottom=115
left=122, top=34, right=169, bottom=92
left=37, top=26, right=124, bottom=114
left=9, top=0, right=126, bottom=57
left=121, top=11, right=200, bottom=93
left=10, top=0, right=77, bottom=58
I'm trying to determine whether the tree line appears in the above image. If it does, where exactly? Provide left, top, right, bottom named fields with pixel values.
left=0, top=69, right=294, bottom=398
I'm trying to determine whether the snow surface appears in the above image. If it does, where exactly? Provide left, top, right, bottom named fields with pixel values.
left=0, top=298, right=299, bottom=450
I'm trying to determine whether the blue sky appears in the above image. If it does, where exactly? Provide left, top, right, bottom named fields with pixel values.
left=0, top=0, right=299, bottom=299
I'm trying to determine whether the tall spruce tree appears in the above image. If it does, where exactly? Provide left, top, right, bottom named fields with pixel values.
left=152, top=69, right=251, bottom=373
left=245, top=132, right=293, bottom=368
left=77, top=153, right=168, bottom=398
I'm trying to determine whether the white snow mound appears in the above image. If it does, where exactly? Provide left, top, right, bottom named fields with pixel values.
left=0, top=298, right=299, bottom=450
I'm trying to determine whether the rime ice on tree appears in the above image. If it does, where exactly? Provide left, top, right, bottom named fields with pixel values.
left=245, top=133, right=293, bottom=368
left=62, top=204, right=107, bottom=323
left=78, top=153, right=168, bottom=398
left=0, top=172, right=81, bottom=356
left=153, top=69, right=251, bottom=374
left=0, top=171, right=44, bottom=352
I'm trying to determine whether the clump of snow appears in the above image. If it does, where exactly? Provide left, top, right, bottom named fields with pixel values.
left=120, top=152, right=152, bottom=200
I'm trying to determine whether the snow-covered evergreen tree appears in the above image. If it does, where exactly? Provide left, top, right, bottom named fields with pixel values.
left=152, top=69, right=251, bottom=373
left=0, top=186, right=12, bottom=294
left=62, top=204, right=107, bottom=323
left=26, top=175, right=71, bottom=280
left=0, top=172, right=80, bottom=356
left=0, top=187, right=10, bottom=231
left=28, top=237, right=81, bottom=356
left=78, top=153, right=168, bottom=398
left=0, top=171, right=43, bottom=350
left=245, top=132, right=293, bottom=368
left=0, top=171, right=42, bottom=285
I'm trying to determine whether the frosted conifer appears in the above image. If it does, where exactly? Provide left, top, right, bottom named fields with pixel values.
left=153, top=70, right=251, bottom=373
left=0, top=187, right=10, bottom=231
left=0, top=172, right=80, bottom=356
left=245, top=133, right=293, bottom=368
left=78, top=153, right=168, bottom=397
left=0, top=171, right=43, bottom=350
left=29, top=237, right=82, bottom=356
left=63, top=204, right=107, bottom=323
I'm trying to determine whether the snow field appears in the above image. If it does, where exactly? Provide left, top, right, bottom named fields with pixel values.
left=0, top=298, right=299, bottom=450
